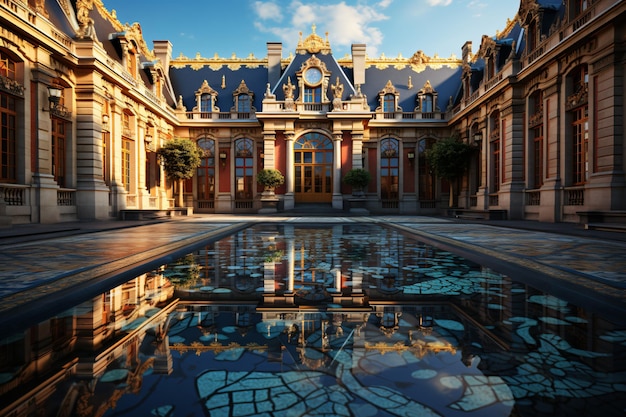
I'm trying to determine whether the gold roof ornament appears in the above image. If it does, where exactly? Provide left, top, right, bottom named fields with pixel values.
left=296, top=24, right=332, bottom=55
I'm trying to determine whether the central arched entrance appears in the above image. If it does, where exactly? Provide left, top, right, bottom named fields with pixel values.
left=294, top=133, right=333, bottom=203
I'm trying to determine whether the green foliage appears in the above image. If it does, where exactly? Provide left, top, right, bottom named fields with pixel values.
left=342, top=168, right=371, bottom=189
left=425, top=137, right=474, bottom=181
left=256, top=168, right=285, bottom=188
left=157, top=138, right=203, bottom=181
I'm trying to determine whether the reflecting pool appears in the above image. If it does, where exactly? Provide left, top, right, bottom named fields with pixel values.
left=1, top=224, right=625, bottom=417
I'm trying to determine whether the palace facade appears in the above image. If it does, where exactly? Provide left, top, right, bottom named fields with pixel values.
left=0, top=0, right=624, bottom=224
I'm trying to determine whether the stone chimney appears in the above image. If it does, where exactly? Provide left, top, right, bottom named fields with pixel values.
left=462, top=41, right=472, bottom=65
left=153, top=40, right=173, bottom=69
left=352, top=44, right=366, bottom=87
left=267, top=42, right=282, bottom=90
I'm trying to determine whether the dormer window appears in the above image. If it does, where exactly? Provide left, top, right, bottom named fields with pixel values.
left=232, top=80, right=255, bottom=116
left=378, top=80, right=399, bottom=116
left=194, top=80, right=219, bottom=116
left=383, top=94, right=395, bottom=112
left=569, top=0, right=589, bottom=20
left=125, top=42, right=137, bottom=78
left=416, top=80, right=438, bottom=116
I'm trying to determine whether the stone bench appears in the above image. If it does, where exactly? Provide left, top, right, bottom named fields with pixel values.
left=577, top=210, right=626, bottom=233
left=447, top=208, right=507, bottom=220
left=120, top=207, right=193, bottom=220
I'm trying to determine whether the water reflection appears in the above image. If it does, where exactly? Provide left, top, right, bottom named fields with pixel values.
left=1, top=224, right=625, bottom=417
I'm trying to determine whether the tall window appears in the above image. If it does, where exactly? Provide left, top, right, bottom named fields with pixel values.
left=532, top=126, right=543, bottom=188
left=380, top=138, right=399, bottom=202
left=422, top=94, right=433, bottom=113
left=200, top=93, right=211, bottom=113
left=569, top=65, right=589, bottom=185
left=294, top=133, right=333, bottom=201
left=529, top=91, right=544, bottom=188
left=528, top=21, right=538, bottom=52
left=572, top=107, right=589, bottom=184
left=418, top=138, right=435, bottom=200
left=1, top=52, right=17, bottom=183
left=237, top=94, right=251, bottom=112
left=383, top=93, right=395, bottom=113
left=126, top=43, right=137, bottom=78
left=490, top=113, right=501, bottom=193
left=235, top=138, right=254, bottom=200
left=121, top=139, right=132, bottom=191
left=51, top=118, right=66, bottom=187
left=102, top=131, right=110, bottom=185
left=197, top=138, right=215, bottom=202
left=0, top=93, right=16, bottom=182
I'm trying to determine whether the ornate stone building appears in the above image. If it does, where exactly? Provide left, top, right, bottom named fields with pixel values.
left=0, top=0, right=624, bottom=224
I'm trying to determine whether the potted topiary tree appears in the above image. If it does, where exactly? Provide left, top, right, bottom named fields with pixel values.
left=343, top=168, right=371, bottom=214
left=157, top=138, right=203, bottom=208
left=256, top=168, right=285, bottom=195
left=343, top=168, right=371, bottom=197
left=256, top=168, right=284, bottom=213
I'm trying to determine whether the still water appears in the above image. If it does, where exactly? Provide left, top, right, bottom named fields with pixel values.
left=1, top=224, right=625, bottom=417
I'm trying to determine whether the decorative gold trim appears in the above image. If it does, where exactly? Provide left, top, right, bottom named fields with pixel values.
left=296, top=24, right=331, bottom=55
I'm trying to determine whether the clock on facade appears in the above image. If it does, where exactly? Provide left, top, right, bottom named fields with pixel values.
left=303, top=67, right=323, bottom=85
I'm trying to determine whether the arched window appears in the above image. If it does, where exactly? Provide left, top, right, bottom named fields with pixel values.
left=294, top=133, right=333, bottom=202
left=380, top=138, right=399, bottom=206
left=197, top=138, right=215, bottom=208
left=235, top=138, right=254, bottom=201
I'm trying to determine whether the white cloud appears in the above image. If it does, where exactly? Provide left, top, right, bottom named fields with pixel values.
left=427, top=0, right=452, bottom=5
left=467, top=0, right=487, bottom=17
left=253, top=1, right=283, bottom=22
left=252, top=1, right=390, bottom=56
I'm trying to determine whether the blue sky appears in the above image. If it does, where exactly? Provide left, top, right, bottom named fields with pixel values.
left=102, top=0, right=520, bottom=59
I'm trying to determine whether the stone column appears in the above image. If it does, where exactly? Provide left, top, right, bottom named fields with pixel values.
left=283, top=131, right=295, bottom=210
left=351, top=132, right=364, bottom=169
left=262, top=130, right=277, bottom=169
left=332, top=131, right=343, bottom=209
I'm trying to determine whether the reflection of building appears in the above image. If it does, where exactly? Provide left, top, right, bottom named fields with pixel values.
left=1, top=0, right=624, bottom=225
left=0, top=274, right=176, bottom=417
